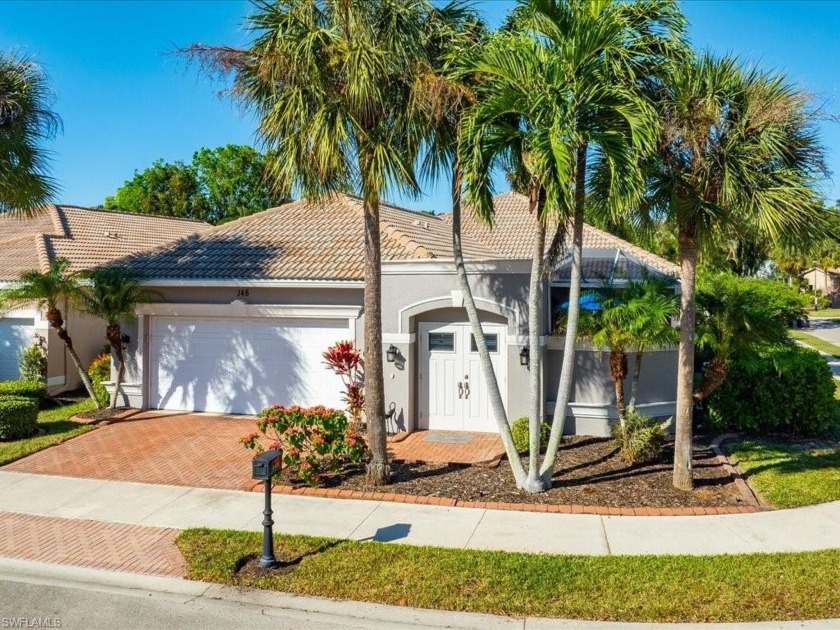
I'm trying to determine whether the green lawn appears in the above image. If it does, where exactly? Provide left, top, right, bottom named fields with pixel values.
left=789, top=329, right=840, bottom=359
left=728, top=439, right=840, bottom=509
left=0, top=399, right=96, bottom=466
left=808, top=308, right=840, bottom=319
left=177, top=529, right=840, bottom=623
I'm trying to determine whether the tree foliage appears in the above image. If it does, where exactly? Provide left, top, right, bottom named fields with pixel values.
left=103, top=145, right=285, bottom=224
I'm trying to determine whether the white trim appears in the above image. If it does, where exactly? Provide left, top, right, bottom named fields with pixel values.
left=547, top=399, right=676, bottom=419
left=381, top=259, right=530, bottom=275
left=544, top=335, right=675, bottom=352
left=450, top=289, right=464, bottom=308
left=140, top=279, right=364, bottom=289
left=398, top=295, right=520, bottom=335
left=0, top=307, right=48, bottom=331
left=136, top=302, right=362, bottom=319
left=508, top=335, right=547, bottom=347
left=382, top=333, right=415, bottom=344
left=46, top=375, right=65, bottom=387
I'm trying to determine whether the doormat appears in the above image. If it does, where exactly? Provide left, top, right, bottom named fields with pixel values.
left=423, top=432, right=473, bottom=445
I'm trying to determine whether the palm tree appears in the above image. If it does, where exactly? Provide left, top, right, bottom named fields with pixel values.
left=0, top=259, right=101, bottom=408
left=78, top=267, right=159, bottom=409
left=459, top=0, right=683, bottom=491
left=0, top=51, right=61, bottom=213
left=184, top=0, right=431, bottom=485
left=637, top=53, right=827, bottom=490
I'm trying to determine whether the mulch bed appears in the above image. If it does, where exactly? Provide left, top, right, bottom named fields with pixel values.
left=74, top=408, right=130, bottom=423
left=276, top=436, right=746, bottom=509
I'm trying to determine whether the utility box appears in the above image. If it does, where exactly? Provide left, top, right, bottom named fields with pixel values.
left=252, top=450, right=282, bottom=481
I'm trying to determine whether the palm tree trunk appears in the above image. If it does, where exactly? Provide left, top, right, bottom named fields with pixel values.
left=541, top=144, right=587, bottom=482
left=628, top=350, right=643, bottom=413
left=106, top=323, right=124, bottom=409
left=673, top=225, right=698, bottom=491
left=610, top=348, right=628, bottom=426
left=525, top=192, right=547, bottom=492
left=363, top=195, right=390, bottom=486
left=49, top=314, right=101, bottom=410
left=693, top=354, right=729, bottom=403
left=450, top=163, right=527, bottom=486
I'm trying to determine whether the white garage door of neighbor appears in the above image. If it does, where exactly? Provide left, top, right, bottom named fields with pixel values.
left=149, top=317, right=349, bottom=415
left=0, top=318, right=35, bottom=381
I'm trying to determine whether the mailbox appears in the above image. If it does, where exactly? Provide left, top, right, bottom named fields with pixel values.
left=252, top=450, right=282, bottom=481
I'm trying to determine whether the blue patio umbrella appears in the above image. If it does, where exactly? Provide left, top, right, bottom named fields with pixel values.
left=560, top=292, right=603, bottom=311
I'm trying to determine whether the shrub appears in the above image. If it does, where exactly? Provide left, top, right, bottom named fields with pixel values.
left=511, top=416, right=551, bottom=453
left=0, top=396, right=39, bottom=440
left=19, top=336, right=47, bottom=383
left=0, top=380, right=46, bottom=404
left=323, top=341, right=364, bottom=429
left=87, top=353, right=112, bottom=408
left=706, top=346, right=838, bottom=435
left=241, top=405, right=367, bottom=486
left=612, top=411, right=667, bottom=465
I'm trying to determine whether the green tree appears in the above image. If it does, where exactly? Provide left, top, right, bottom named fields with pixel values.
left=0, top=259, right=101, bottom=409
left=192, top=144, right=285, bottom=223
left=104, top=159, right=208, bottom=220
left=185, top=0, right=432, bottom=486
left=635, top=54, right=827, bottom=490
left=78, top=267, right=159, bottom=409
left=0, top=51, right=61, bottom=214
left=459, top=0, right=683, bottom=492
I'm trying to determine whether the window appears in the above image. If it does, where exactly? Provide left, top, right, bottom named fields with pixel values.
left=470, top=333, right=498, bottom=353
left=428, top=332, right=455, bottom=352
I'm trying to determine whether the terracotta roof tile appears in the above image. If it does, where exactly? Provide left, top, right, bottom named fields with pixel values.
left=0, top=206, right=208, bottom=281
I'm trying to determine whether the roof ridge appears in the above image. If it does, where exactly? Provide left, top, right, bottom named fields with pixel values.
left=581, top=222, right=679, bottom=273
left=34, top=234, right=52, bottom=273
left=46, top=205, right=67, bottom=237
left=56, top=205, right=210, bottom=226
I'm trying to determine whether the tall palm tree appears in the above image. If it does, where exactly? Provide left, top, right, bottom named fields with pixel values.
left=79, top=267, right=159, bottom=409
left=184, top=0, right=431, bottom=485
left=637, top=54, right=827, bottom=490
left=0, top=51, right=61, bottom=213
left=459, top=0, right=683, bottom=492
left=0, top=259, right=101, bottom=408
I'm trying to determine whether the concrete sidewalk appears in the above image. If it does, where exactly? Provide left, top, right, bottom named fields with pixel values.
left=1, top=470, right=838, bottom=556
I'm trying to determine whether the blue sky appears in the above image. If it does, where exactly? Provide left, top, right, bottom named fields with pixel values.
left=2, top=1, right=840, bottom=212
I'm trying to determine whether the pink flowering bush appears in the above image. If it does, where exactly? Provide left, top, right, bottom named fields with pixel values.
left=322, top=341, right=364, bottom=429
left=240, top=405, right=367, bottom=486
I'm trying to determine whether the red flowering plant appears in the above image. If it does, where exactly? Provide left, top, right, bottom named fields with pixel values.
left=323, top=341, right=365, bottom=429
left=240, top=405, right=367, bottom=487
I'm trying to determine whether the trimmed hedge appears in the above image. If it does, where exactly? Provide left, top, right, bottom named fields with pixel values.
left=0, top=396, right=39, bottom=440
left=0, top=380, right=46, bottom=404
left=87, top=353, right=111, bottom=408
left=706, top=346, right=838, bottom=436
left=511, top=416, right=551, bottom=453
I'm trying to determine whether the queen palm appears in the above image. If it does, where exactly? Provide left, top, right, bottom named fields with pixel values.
left=0, top=51, right=61, bottom=213
left=79, top=267, right=159, bottom=409
left=0, top=259, right=101, bottom=408
left=458, top=0, right=683, bottom=491
left=184, top=0, right=431, bottom=485
left=638, top=54, right=827, bottom=490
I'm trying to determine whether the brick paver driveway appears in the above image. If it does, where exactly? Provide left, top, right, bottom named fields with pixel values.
left=4, top=412, right=258, bottom=491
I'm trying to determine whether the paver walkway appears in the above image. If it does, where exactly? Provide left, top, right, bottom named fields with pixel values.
left=1, top=470, right=838, bottom=556
left=0, top=511, right=185, bottom=577
left=388, top=430, right=504, bottom=465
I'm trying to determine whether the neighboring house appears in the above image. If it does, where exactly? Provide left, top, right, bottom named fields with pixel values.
left=0, top=206, right=208, bottom=393
left=800, top=267, right=840, bottom=307
left=114, top=191, right=679, bottom=437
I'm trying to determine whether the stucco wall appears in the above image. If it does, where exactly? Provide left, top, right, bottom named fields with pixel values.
left=45, top=307, right=105, bottom=395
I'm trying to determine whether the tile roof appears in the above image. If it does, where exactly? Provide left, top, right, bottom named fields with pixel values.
left=449, top=191, right=679, bottom=277
left=119, top=194, right=496, bottom=281
left=0, top=206, right=208, bottom=282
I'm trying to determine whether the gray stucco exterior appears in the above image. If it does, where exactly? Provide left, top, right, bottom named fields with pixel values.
left=113, top=259, right=677, bottom=437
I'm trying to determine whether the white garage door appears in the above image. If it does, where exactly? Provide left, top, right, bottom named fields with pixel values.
left=149, top=317, right=349, bottom=415
left=0, top=318, right=35, bottom=381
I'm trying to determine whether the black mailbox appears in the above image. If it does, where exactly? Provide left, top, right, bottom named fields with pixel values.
left=252, top=450, right=282, bottom=481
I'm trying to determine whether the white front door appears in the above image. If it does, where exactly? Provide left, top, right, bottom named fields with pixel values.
left=419, top=322, right=506, bottom=432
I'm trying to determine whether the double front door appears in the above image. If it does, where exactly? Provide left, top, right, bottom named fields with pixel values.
left=418, top=322, right=507, bottom=432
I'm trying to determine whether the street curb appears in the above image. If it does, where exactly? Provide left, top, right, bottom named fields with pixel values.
left=1, top=557, right=839, bottom=629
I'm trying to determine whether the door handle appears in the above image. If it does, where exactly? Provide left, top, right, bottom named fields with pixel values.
left=464, top=382, right=470, bottom=399
left=457, top=382, right=464, bottom=399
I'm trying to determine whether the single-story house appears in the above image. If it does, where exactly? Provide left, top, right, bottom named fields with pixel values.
left=0, top=205, right=208, bottom=393
left=800, top=267, right=840, bottom=307
left=113, top=192, right=679, bottom=436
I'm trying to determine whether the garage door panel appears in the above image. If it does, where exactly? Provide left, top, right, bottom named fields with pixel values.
left=0, top=318, right=35, bottom=381
left=150, top=317, right=347, bottom=415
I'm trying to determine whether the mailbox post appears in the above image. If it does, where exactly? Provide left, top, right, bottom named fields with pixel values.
left=252, top=449, right=282, bottom=569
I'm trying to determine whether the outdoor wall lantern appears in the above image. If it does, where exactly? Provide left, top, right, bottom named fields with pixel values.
left=386, top=344, right=399, bottom=363
left=251, top=449, right=283, bottom=569
left=120, top=333, right=131, bottom=349
left=519, top=346, right=529, bottom=367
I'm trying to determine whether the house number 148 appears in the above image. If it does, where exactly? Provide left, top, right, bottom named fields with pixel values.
left=237, top=289, right=250, bottom=298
